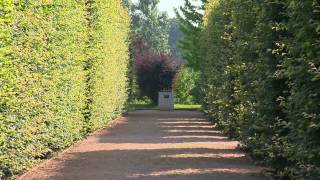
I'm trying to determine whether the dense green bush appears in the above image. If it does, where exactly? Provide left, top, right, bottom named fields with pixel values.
left=0, top=0, right=130, bottom=178
left=174, top=66, right=200, bottom=104
left=200, top=0, right=320, bottom=179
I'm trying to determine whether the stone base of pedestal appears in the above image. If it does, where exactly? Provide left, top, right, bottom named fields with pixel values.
left=158, top=91, right=174, bottom=111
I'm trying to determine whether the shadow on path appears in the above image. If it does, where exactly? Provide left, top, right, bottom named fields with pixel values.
left=19, top=110, right=267, bottom=180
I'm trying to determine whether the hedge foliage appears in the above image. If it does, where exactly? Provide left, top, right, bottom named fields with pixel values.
left=85, top=0, right=130, bottom=131
left=200, top=0, right=320, bottom=179
left=0, top=0, right=130, bottom=178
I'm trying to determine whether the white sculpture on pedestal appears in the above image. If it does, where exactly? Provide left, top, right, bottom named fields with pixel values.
left=158, top=91, right=174, bottom=111
left=158, top=70, right=175, bottom=111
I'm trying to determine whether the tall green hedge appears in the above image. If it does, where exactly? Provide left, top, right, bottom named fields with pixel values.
left=84, top=0, right=130, bottom=131
left=200, top=0, right=320, bottom=179
left=0, top=0, right=130, bottom=178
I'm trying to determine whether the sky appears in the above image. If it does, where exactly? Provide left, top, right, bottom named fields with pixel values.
left=131, top=0, right=201, bottom=18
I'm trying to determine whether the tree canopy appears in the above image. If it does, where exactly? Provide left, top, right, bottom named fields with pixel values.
left=131, top=0, right=170, bottom=53
left=175, top=0, right=206, bottom=70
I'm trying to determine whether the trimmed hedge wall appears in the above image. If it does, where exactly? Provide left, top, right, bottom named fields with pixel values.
left=200, top=0, right=320, bottom=179
left=84, top=0, right=130, bottom=131
left=0, top=0, right=130, bottom=178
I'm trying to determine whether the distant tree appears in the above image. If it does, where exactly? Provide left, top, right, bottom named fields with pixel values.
left=168, top=18, right=183, bottom=59
left=131, top=0, right=170, bottom=53
left=175, top=0, right=206, bottom=70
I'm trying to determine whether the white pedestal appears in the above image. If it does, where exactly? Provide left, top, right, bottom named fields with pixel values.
left=158, top=91, right=174, bottom=111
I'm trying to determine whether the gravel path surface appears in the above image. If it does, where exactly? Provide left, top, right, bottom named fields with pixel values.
left=19, top=110, right=267, bottom=180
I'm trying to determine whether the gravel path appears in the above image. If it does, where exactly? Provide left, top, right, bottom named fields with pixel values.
left=19, top=110, right=267, bottom=180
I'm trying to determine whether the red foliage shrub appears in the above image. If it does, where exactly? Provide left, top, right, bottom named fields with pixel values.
left=133, top=37, right=180, bottom=104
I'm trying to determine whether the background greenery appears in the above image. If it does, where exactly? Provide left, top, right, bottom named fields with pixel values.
left=175, top=0, right=206, bottom=70
left=173, top=0, right=205, bottom=105
left=131, top=0, right=171, bottom=53
left=0, top=0, right=130, bottom=178
left=174, top=66, right=200, bottom=104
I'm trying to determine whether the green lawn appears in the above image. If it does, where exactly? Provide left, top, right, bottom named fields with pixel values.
left=129, top=102, right=201, bottom=111
left=174, top=104, right=202, bottom=111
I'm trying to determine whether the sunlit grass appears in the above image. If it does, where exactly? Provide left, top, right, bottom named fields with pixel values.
left=129, top=103, right=202, bottom=111
left=128, top=97, right=157, bottom=110
left=129, top=97, right=202, bottom=111
left=174, top=104, right=202, bottom=111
